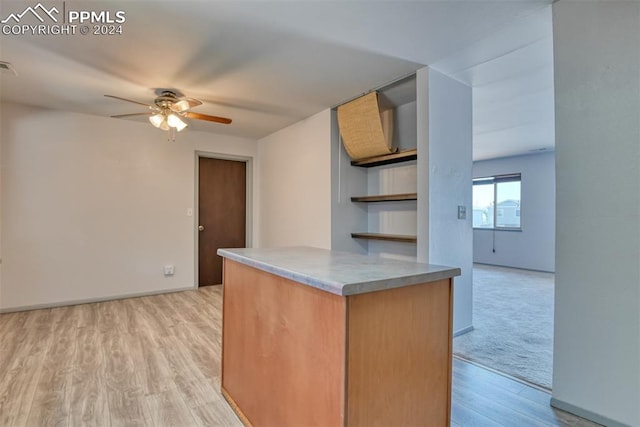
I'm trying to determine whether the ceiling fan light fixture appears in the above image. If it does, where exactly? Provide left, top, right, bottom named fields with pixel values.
left=175, top=120, right=188, bottom=132
left=149, top=113, right=165, bottom=128
left=167, top=113, right=188, bottom=131
left=106, top=91, right=231, bottom=139
left=172, top=99, right=191, bottom=112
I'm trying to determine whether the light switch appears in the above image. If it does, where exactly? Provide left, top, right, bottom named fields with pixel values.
left=457, top=205, right=467, bottom=220
left=187, top=208, right=193, bottom=217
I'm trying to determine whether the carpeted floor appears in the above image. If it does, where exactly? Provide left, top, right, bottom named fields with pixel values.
left=453, top=264, right=554, bottom=389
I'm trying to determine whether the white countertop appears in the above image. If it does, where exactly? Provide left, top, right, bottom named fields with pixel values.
left=217, top=246, right=461, bottom=296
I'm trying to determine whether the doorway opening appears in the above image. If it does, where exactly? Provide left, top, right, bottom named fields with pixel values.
left=454, top=150, right=556, bottom=390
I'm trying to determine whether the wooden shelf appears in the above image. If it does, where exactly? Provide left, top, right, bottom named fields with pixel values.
left=351, top=193, right=417, bottom=203
left=351, top=233, right=417, bottom=243
left=350, top=149, right=417, bottom=168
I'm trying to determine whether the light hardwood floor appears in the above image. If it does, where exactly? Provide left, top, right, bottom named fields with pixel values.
left=0, top=286, right=600, bottom=427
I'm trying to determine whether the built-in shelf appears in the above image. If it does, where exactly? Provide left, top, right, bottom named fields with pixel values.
left=344, top=76, right=418, bottom=251
left=351, top=233, right=417, bottom=243
left=350, top=149, right=417, bottom=168
left=351, top=193, right=417, bottom=203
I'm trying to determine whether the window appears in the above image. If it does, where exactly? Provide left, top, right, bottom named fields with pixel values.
left=472, top=173, right=521, bottom=230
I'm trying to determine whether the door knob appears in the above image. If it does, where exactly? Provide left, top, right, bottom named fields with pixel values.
left=198, top=225, right=205, bottom=232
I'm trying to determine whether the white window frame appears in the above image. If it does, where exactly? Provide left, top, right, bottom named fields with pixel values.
left=472, top=173, right=522, bottom=231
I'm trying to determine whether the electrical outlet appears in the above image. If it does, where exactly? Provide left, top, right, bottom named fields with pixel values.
left=164, top=265, right=174, bottom=276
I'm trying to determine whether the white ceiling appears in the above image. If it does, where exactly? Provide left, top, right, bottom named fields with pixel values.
left=433, top=4, right=555, bottom=160
left=0, top=0, right=554, bottom=160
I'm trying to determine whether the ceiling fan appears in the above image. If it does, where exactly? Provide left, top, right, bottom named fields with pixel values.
left=105, top=90, right=232, bottom=141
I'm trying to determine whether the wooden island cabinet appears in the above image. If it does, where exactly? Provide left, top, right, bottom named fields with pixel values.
left=218, top=247, right=460, bottom=427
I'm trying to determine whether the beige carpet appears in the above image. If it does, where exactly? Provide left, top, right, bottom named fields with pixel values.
left=453, top=264, right=554, bottom=389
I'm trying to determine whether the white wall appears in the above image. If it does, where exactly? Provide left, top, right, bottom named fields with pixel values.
left=473, top=152, right=555, bottom=272
left=257, top=109, right=332, bottom=249
left=366, top=160, right=418, bottom=262
left=0, top=102, right=257, bottom=311
left=552, top=2, right=640, bottom=426
left=421, top=68, right=474, bottom=334
left=366, top=100, right=418, bottom=262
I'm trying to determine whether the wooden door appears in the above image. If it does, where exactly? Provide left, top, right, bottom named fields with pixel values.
left=198, top=157, right=246, bottom=286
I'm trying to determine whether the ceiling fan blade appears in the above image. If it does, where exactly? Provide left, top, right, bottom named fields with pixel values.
left=184, top=111, right=232, bottom=124
left=171, top=97, right=203, bottom=112
left=111, top=112, right=153, bottom=118
left=105, top=95, right=154, bottom=109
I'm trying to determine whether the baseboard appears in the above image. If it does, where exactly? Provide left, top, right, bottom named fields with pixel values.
left=453, top=325, right=474, bottom=337
left=550, top=397, right=631, bottom=427
left=0, top=285, right=198, bottom=313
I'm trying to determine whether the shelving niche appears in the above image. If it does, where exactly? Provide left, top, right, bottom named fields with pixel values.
left=341, top=75, right=418, bottom=260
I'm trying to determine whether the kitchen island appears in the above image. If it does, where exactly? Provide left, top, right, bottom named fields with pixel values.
left=217, top=246, right=461, bottom=427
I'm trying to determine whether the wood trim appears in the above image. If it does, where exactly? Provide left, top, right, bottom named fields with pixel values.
left=346, top=280, right=452, bottom=426
left=220, top=261, right=227, bottom=396
left=350, top=149, right=417, bottom=167
left=221, top=387, right=254, bottom=427
left=350, top=193, right=417, bottom=203
left=342, top=287, right=350, bottom=427
left=350, top=232, right=417, bottom=243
